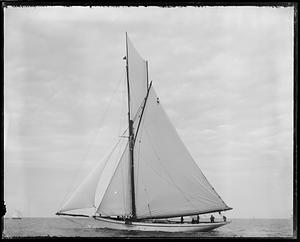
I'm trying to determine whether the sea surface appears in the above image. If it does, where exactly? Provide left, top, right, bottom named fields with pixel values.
left=2, top=217, right=295, bottom=238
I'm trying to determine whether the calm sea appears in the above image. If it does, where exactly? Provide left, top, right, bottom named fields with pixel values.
left=2, top=217, right=295, bottom=238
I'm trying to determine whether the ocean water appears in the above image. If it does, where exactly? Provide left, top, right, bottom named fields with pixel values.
left=2, top=217, right=295, bottom=238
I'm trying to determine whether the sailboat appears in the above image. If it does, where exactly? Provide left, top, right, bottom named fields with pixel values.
left=56, top=33, right=232, bottom=232
left=11, top=209, right=22, bottom=219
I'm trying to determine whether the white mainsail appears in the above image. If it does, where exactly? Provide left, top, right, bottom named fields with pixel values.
left=133, top=86, right=230, bottom=219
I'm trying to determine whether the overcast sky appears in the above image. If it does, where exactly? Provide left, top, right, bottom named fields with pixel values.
left=4, top=6, right=294, bottom=219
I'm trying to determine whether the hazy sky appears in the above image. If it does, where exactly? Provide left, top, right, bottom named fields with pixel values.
left=4, top=6, right=294, bottom=219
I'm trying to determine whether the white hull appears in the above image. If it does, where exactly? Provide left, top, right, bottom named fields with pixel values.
left=92, top=217, right=231, bottom=232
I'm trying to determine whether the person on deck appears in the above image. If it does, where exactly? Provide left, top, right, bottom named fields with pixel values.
left=210, top=215, right=215, bottom=223
left=223, top=215, right=227, bottom=222
left=196, top=215, right=200, bottom=223
left=124, top=216, right=131, bottom=224
left=181, top=216, right=184, bottom=223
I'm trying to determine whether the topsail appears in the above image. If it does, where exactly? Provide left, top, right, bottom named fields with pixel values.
left=126, top=36, right=148, bottom=119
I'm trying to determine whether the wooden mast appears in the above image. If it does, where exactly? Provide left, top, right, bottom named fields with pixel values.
left=125, top=32, right=136, bottom=219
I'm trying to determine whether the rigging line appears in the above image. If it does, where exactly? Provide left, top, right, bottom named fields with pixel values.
left=119, top=127, right=129, bottom=137
left=116, top=128, right=127, bottom=160
left=131, top=98, right=145, bottom=122
left=90, top=67, right=126, bottom=142
left=59, top=69, right=126, bottom=209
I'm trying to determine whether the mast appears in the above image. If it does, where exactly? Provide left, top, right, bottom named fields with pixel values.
left=125, top=32, right=136, bottom=219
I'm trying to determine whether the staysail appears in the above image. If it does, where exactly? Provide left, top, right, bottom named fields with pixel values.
left=58, top=138, right=127, bottom=214
left=96, top=143, right=131, bottom=216
left=58, top=158, right=107, bottom=213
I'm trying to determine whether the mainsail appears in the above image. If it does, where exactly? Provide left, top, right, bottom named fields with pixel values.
left=57, top=34, right=231, bottom=219
left=133, top=86, right=230, bottom=219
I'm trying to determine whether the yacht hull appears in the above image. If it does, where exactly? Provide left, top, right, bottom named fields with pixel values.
left=92, top=217, right=231, bottom=232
